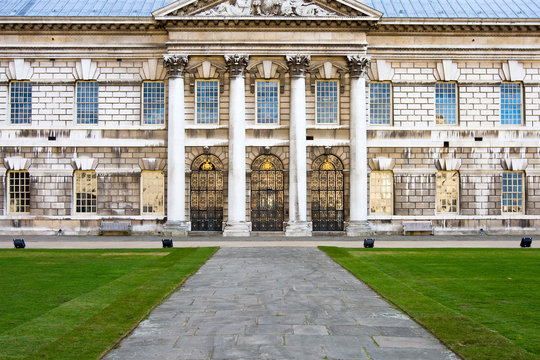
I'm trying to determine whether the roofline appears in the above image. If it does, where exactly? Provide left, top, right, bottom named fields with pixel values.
left=0, top=16, right=156, bottom=23
left=380, top=17, right=540, bottom=24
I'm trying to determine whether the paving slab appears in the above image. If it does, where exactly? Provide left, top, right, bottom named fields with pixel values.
left=104, top=247, right=459, bottom=360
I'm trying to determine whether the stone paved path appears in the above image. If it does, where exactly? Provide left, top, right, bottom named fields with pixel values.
left=104, top=248, right=459, bottom=360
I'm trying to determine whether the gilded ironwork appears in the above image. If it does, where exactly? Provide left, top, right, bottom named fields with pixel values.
left=190, top=154, right=223, bottom=231
left=251, top=155, right=284, bottom=231
left=311, top=154, right=344, bottom=231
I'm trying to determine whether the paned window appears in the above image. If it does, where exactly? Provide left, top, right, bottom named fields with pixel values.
left=502, top=171, right=524, bottom=214
left=500, top=82, right=523, bottom=125
left=7, top=170, right=30, bottom=213
left=74, top=170, right=97, bottom=214
left=142, top=81, right=165, bottom=125
left=76, top=81, right=99, bottom=124
left=436, top=171, right=459, bottom=213
left=370, top=171, right=393, bottom=215
left=10, top=81, right=32, bottom=124
left=316, top=80, right=339, bottom=124
left=369, top=82, right=391, bottom=125
left=141, top=171, right=164, bottom=214
left=256, top=80, right=279, bottom=124
left=435, top=82, right=457, bottom=125
left=196, top=80, right=219, bottom=124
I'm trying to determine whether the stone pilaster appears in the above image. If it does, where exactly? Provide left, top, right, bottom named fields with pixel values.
left=346, top=55, right=373, bottom=236
left=223, top=55, right=251, bottom=236
left=285, top=55, right=312, bottom=236
left=163, top=54, right=190, bottom=236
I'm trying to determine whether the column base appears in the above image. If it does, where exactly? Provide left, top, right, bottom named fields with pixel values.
left=162, top=221, right=190, bottom=237
left=285, top=221, right=312, bottom=237
left=346, top=221, right=373, bottom=237
left=223, top=221, right=251, bottom=237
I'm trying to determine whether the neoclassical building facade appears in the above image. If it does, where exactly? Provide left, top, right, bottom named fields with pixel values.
left=0, top=0, right=539, bottom=236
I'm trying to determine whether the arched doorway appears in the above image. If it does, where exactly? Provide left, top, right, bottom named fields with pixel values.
left=190, top=154, right=223, bottom=231
left=251, top=154, right=284, bottom=231
left=311, top=154, right=345, bottom=231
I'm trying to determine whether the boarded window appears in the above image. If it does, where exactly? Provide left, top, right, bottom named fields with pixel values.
left=141, top=170, right=164, bottom=214
left=370, top=171, right=393, bottom=215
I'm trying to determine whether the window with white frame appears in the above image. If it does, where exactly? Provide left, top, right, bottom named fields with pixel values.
left=370, top=171, right=393, bottom=215
left=436, top=171, right=459, bottom=213
left=196, top=80, right=219, bottom=124
left=74, top=170, right=97, bottom=214
left=142, top=81, right=165, bottom=125
left=316, top=80, right=339, bottom=124
left=435, top=82, right=457, bottom=125
left=7, top=170, right=30, bottom=214
left=256, top=80, right=279, bottom=124
left=10, top=81, right=32, bottom=124
left=76, top=81, right=99, bottom=124
left=502, top=171, right=524, bottom=214
left=369, top=82, right=392, bottom=125
left=500, top=82, right=523, bottom=125
left=141, top=170, right=164, bottom=215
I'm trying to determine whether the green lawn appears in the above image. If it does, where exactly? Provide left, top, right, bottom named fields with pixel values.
left=0, top=247, right=217, bottom=360
left=321, top=247, right=540, bottom=360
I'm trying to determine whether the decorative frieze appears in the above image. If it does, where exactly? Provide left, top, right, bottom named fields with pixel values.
left=346, top=55, right=370, bottom=78
left=163, top=55, right=189, bottom=78
left=224, top=55, right=250, bottom=77
left=286, top=55, right=310, bottom=77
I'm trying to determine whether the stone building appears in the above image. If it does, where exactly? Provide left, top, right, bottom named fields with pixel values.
left=0, top=0, right=539, bottom=236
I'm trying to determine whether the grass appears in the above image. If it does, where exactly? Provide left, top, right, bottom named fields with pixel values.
left=320, top=247, right=540, bottom=360
left=0, top=247, right=217, bottom=360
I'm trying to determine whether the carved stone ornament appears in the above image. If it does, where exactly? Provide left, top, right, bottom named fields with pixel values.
left=198, top=0, right=337, bottom=17
left=286, top=55, right=311, bottom=77
left=346, top=55, right=371, bottom=78
left=163, top=55, right=189, bottom=78
left=224, top=55, right=250, bottom=77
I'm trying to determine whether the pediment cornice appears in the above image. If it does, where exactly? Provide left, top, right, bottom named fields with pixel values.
left=153, top=0, right=382, bottom=21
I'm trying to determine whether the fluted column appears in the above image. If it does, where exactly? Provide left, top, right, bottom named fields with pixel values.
left=163, top=54, right=190, bottom=236
left=285, top=55, right=312, bottom=236
left=223, top=55, right=251, bottom=236
left=346, top=55, right=372, bottom=236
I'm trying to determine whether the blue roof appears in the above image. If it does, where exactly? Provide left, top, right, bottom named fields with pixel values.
left=367, top=0, right=540, bottom=18
left=0, top=0, right=538, bottom=18
left=0, top=0, right=167, bottom=17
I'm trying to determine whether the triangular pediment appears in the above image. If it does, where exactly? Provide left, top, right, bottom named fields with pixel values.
left=153, top=0, right=382, bottom=19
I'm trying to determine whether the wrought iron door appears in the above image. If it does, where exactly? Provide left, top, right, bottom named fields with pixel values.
left=251, top=155, right=284, bottom=231
left=190, top=155, right=223, bottom=231
left=312, top=154, right=344, bottom=231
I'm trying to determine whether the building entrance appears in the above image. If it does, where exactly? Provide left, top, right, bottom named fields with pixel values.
left=251, top=155, right=284, bottom=231
left=190, top=154, right=223, bottom=231
left=311, top=154, right=345, bottom=231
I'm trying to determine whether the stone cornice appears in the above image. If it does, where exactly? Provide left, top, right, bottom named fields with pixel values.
left=0, top=18, right=163, bottom=32
left=372, top=19, right=540, bottom=34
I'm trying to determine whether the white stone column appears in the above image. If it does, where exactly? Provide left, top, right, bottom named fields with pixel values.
left=285, top=55, right=312, bottom=236
left=163, top=55, right=190, bottom=236
left=223, top=55, right=251, bottom=236
left=346, top=55, right=372, bottom=236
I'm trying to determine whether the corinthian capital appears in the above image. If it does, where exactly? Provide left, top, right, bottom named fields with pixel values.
left=225, top=55, right=250, bottom=77
left=347, top=55, right=371, bottom=78
left=163, top=55, right=189, bottom=78
left=286, top=55, right=311, bottom=77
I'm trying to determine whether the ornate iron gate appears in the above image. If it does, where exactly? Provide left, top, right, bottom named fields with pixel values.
left=190, top=154, right=223, bottom=231
left=251, top=155, right=284, bottom=231
left=311, top=154, right=344, bottom=231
